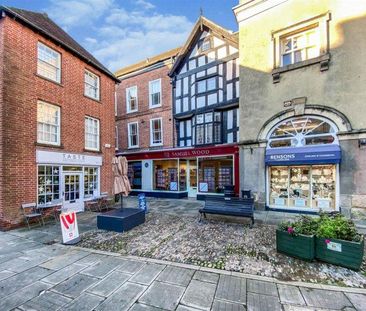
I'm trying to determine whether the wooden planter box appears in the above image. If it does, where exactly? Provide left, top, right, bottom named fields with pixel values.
left=276, top=229, right=315, bottom=261
left=315, top=237, right=364, bottom=271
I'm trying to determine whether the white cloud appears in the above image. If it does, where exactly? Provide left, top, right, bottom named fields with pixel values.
left=47, top=0, right=193, bottom=72
left=135, top=0, right=155, bottom=10
left=47, top=0, right=114, bottom=28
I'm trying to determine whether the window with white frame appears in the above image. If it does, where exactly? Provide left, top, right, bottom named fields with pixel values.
left=150, top=118, right=163, bottom=146
left=37, top=165, right=60, bottom=205
left=84, top=70, right=100, bottom=100
left=280, top=26, right=320, bottom=66
left=126, top=86, right=138, bottom=113
left=128, top=122, right=139, bottom=148
left=37, top=42, right=61, bottom=83
left=84, top=167, right=98, bottom=197
left=85, top=117, right=100, bottom=151
left=37, top=101, right=61, bottom=145
left=115, top=126, right=119, bottom=150
left=149, top=79, right=161, bottom=108
left=200, top=38, right=211, bottom=52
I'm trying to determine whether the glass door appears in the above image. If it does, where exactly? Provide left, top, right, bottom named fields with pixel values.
left=63, top=172, right=83, bottom=212
left=188, top=160, right=197, bottom=197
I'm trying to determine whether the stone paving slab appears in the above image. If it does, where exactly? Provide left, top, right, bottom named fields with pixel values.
left=19, top=290, right=72, bottom=311
left=193, top=270, right=220, bottom=284
left=300, top=287, right=353, bottom=310
left=247, top=279, right=278, bottom=297
left=0, top=281, right=52, bottom=311
left=53, top=273, right=99, bottom=298
left=87, top=270, right=130, bottom=297
left=156, top=265, right=195, bottom=287
left=139, top=281, right=185, bottom=310
left=0, top=266, right=52, bottom=299
left=211, top=300, right=246, bottom=311
left=176, top=305, right=203, bottom=311
left=96, top=282, right=146, bottom=311
left=130, top=303, right=166, bottom=310
left=62, top=292, right=105, bottom=311
left=215, top=275, right=247, bottom=304
left=277, top=284, right=306, bottom=306
left=74, top=253, right=106, bottom=266
left=80, top=260, right=120, bottom=278
left=181, top=279, right=217, bottom=310
left=40, top=250, right=89, bottom=270
left=247, top=292, right=282, bottom=311
left=344, top=293, right=366, bottom=311
left=129, top=263, right=166, bottom=285
left=117, top=258, right=146, bottom=274
left=42, top=263, right=88, bottom=285
left=0, top=270, right=15, bottom=281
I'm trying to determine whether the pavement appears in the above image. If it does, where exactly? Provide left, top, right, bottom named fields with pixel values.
left=0, top=197, right=365, bottom=311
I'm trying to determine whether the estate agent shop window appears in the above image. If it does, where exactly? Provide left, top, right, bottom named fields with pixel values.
left=266, top=116, right=340, bottom=211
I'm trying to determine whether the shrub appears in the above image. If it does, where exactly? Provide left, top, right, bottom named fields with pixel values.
left=316, top=213, right=361, bottom=242
left=279, top=213, right=362, bottom=242
left=278, top=216, right=319, bottom=236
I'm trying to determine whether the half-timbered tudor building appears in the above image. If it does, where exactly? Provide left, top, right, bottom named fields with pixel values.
left=168, top=17, right=240, bottom=199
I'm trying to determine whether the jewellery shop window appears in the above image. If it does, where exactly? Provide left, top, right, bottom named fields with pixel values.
left=198, top=156, right=233, bottom=193
left=153, top=160, right=178, bottom=191
left=269, top=165, right=336, bottom=210
left=128, top=161, right=142, bottom=190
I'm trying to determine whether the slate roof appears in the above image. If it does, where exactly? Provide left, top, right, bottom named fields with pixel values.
left=115, top=47, right=181, bottom=78
left=0, top=6, right=119, bottom=82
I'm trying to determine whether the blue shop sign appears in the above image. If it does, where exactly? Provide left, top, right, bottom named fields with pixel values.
left=265, top=145, right=341, bottom=165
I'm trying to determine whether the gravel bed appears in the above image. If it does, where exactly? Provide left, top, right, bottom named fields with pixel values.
left=78, top=210, right=366, bottom=288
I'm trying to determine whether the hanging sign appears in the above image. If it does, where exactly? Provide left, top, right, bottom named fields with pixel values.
left=60, top=211, right=80, bottom=244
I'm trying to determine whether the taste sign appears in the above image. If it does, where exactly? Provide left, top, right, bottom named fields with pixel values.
left=60, top=211, right=80, bottom=244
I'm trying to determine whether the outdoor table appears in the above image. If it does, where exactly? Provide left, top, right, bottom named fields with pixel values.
left=38, top=201, right=63, bottom=222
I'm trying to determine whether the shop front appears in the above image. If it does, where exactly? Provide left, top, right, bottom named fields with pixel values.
left=122, top=145, right=239, bottom=199
left=265, top=116, right=341, bottom=212
left=36, top=150, right=102, bottom=212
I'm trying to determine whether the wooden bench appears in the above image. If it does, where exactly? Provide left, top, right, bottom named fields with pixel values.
left=199, top=196, right=255, bottom=227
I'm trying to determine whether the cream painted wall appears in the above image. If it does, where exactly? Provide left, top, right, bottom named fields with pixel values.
left=237, top=0, right=366, bottom=141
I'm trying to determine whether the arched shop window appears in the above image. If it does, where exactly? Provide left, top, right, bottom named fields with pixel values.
left=267, top=116, right=338, bottom=148
left=266, top=116, right=340, bottom=211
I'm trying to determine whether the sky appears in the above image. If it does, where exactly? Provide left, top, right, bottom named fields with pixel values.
left=2, top=0, right=238, bottom=72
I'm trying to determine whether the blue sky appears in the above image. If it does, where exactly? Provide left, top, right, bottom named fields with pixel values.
left=2, top=0, right=238, bottom=72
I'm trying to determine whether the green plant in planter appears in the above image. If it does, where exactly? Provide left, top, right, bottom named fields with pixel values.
left=277, top=216, right=318, bottom=261
left=315, top=213, right=364, bottom=270
left=316, top=213, right=361, bottom=242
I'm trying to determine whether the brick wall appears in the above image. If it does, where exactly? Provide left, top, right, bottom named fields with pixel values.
left=116, top=64, right=174, bottom=152
left=0, top=16, right=116, bottom=229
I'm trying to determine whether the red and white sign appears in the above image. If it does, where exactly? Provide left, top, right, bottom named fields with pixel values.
left=60, top=211, right=79, bottom=244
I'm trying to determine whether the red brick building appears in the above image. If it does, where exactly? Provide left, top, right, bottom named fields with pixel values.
left=115, top=48, right=180, bottom=191
left=0, top=7, right=118, bottom=229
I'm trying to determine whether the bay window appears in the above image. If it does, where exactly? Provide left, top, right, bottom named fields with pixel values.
left=193, top=112, right=221, bottom=145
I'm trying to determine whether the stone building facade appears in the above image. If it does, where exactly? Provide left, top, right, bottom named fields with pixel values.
left=0, top=7, right=118, bottom=229
left=234, top=0, right=366, bottom=214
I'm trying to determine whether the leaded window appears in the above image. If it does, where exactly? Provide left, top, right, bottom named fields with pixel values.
left=193, top=112, right=221, bottom=145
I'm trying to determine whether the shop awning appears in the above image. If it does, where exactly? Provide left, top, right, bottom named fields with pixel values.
left=265, top=145, right=341, bottom=165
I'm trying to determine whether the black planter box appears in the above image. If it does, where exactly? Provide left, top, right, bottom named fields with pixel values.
left=97, top=208, right=145, bottom=233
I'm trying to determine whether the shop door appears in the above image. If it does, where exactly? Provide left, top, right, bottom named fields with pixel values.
left=188, top=160, right=197, bottom=197
left=63, top=173, right=83, bottom=212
